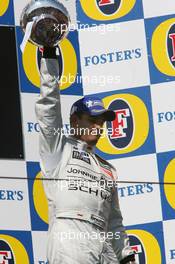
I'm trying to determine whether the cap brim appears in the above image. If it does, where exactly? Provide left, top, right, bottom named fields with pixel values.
left=102, top=110, right=116, bottom=121
left=91, top=110, right=115, bottom=121
left=78, top=109, right=116, bottom=121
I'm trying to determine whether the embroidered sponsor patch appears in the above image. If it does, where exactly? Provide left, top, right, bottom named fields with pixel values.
left=72, top=150, right=91, bottom=164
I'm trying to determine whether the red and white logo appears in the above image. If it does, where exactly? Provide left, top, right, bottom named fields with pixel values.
left=169, top=33, right=175, bottom=61
left=0, top=251, right=12, bottom=264
left=131, top=245, right=142, bottom=263
left=99, top=0, right=115, bottom=6
left=110, top=109, right=130, bottom=139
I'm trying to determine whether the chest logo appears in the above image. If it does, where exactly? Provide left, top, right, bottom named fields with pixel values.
left=72, top=150, right=91, bottom=164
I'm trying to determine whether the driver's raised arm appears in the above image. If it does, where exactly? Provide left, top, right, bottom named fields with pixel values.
left=35, top=48, right=64, bottom=173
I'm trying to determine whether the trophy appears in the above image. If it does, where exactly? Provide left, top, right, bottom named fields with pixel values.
left=20, top=0, right=70, bottom=48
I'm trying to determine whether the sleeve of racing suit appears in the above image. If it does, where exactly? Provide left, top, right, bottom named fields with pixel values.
left=35, top=51, right=64, bottom=173
left=107, top=181, right=135, bottom=263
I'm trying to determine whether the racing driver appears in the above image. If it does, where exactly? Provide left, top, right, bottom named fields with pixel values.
left=35, top=47, right=136, bottom=264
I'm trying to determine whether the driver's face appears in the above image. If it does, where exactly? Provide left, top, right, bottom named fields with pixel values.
left=75, top=113, right=106, bottom=146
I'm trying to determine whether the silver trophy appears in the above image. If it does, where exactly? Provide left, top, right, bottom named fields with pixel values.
left=20, top=0, right=70, bottom=47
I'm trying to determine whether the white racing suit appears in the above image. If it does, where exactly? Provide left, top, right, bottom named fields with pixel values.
left=35, top=58, right=135, bottom=264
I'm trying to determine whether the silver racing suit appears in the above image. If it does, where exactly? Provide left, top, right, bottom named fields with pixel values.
left=35, top=58, right=135, bottom=264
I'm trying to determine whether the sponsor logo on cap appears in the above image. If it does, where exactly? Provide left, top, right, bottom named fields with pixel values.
left=91, top=109, right=104, bottom=113
left=85, top=100, right=104, bottom=108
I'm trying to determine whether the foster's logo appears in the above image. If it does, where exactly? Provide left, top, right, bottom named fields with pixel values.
left=96, top=93, right=149, bottom=155
left=152, top=18, right=175, bottom=76
left=127, top=229, right=161, bottom=264
left=129, top=235, right=146, bottom=264
left=79, top=0, right=136, bottom=21
left=0, top=240, right=14, bottom=264
left=96, top=0, right=121, bottom=15
left=167, top=23, right=175, bottom=68
left=108, top=99, right=133, bottom=149
left=0, top=235, right=29, bottom=263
